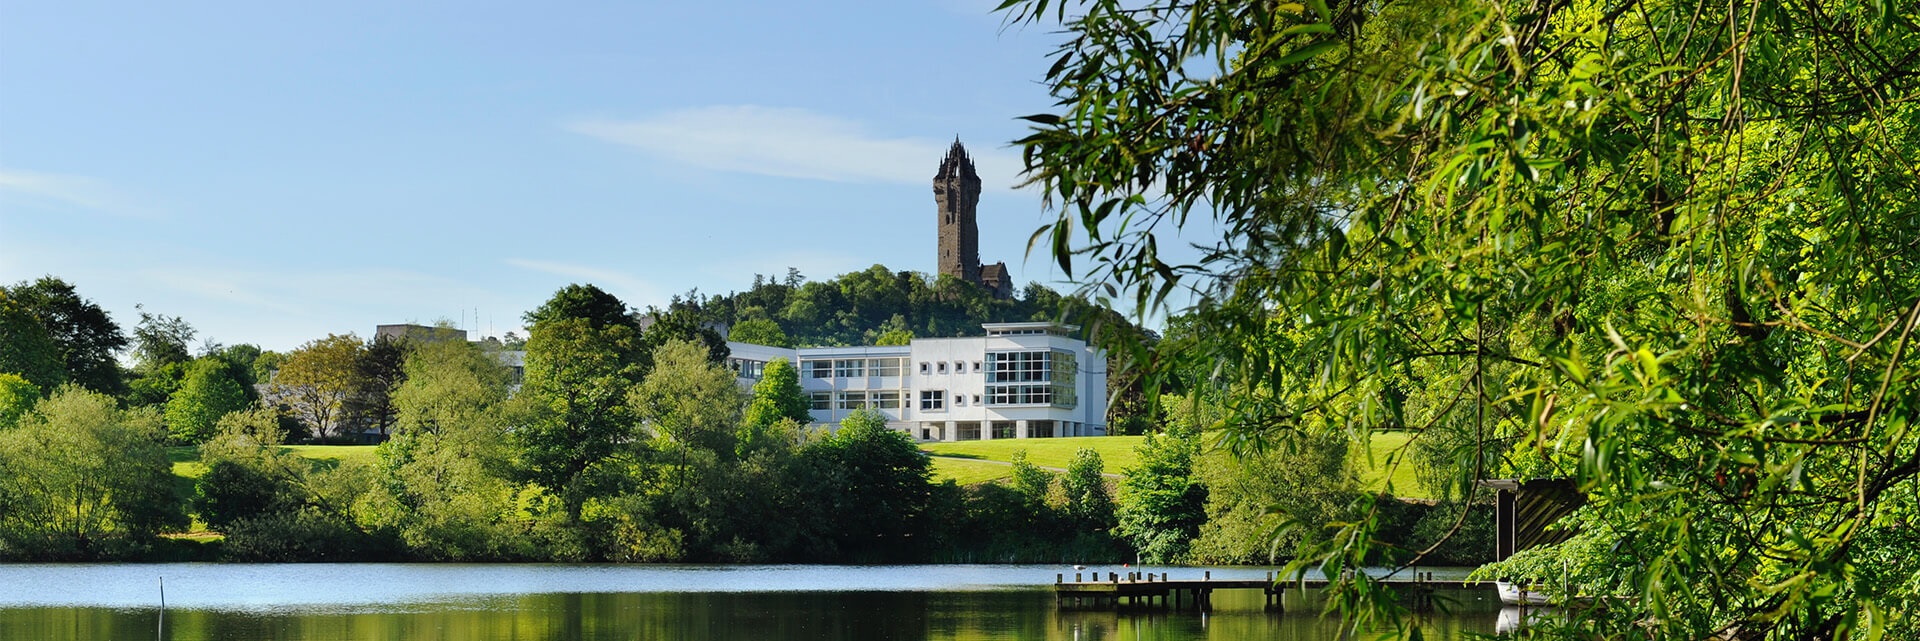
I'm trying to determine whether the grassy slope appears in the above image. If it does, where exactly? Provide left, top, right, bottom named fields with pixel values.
left=1355, top=431, right=1430, bottom=499
left=168, top=444, right=380, bottom=482
left=921, top=433, right=1435, bottom=499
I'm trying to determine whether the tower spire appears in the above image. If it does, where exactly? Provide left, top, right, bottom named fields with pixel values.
left=934, top=138, right=982, bottom=285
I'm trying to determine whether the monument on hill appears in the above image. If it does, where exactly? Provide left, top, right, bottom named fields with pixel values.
left=933, top=139, right=1013, bottom=298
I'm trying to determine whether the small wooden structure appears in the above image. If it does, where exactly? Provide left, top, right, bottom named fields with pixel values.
left=1053, top=570, right=1481, bottom=612
left=1480, top=478, right=1585, bottom=561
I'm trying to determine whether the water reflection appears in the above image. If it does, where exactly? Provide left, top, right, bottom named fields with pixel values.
left=0, top=565, right=1509, bottom=640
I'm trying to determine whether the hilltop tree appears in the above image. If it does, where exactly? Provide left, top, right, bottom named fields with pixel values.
left=727, top=317, right=789, bottom=348
left=4, top=277, right=126, bottom=394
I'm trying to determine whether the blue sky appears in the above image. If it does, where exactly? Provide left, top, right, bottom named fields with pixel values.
left=1, top=1, right=1197, bottom=352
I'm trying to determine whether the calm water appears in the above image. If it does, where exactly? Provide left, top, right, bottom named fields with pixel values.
left=0, top=564, right=1513, bottom=640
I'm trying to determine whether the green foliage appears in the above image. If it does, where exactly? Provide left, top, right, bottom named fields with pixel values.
left=1190, top=433, right=1359, bottom=565
left=0, top=373, right=38, bottom=429
left=522, top=283, right=633, bottom=330
left=1006, top=0, right=1920, bottom=634
left=193, top=415, right=301, bottom=531
left=0, top=387, right=183, bottom=559
left=1115, top=425, right=1207, bottom=563
left=513, top=315, right=646, bottom=521
left=130, top=307, right=194, bottom=375
left=4, top=277, right=127, bottom=395
left=365, top=337, right=521, bottom=559
left=871, top=328, right=914, bottom=346
left=790, top=410, right=932, bottom=561
left=271, top=333, right=367, bottom=440
left=343, top=334, right=408, bottom=437
left=165, top=356, right=254, bottom=444
left=633, top=338, right=743, bottom=457
left=742, top=358, right=809, bottom=456
left=727, top=317, right=790, bottom=348
left=0, top=290, right=66, bottom=391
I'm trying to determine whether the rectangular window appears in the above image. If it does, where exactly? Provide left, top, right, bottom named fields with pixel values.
left=972, top=361, right=982, bottom=373
left=919, top=390, right=946, bottom=411
left=809, top=392, right=832, bottom=411
left=838, top=391, right=867, bottom=410
left=834, top=359, right=866, bottom=378
left=972, top=395, right=981, bottom=406
left=987, top=351, right=1052, bottom=383
left=919, top=362, right=930, bottom=374
left=954, top=394, right=966, bottom=407
left=804, top=360, right=832, bottom=379
left=992, top=421, right=1018, bottom=439
left=956, top=422, right=981, bottom=440
left=937, top=362, right=949, bottom=374
left=873, top=390, right=902, bottom=409
left=870, top=358, right=904, bottom=377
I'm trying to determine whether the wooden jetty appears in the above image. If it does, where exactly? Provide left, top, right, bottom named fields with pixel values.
left=1053, top=570, right=1493, bottom=612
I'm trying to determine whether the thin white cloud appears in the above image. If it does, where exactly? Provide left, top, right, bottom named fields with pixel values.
left=565, top=106, right=1029, bottom=191
left=0, top=169, right=158, bottom=219
left=505, top=258, right=665, bottom=309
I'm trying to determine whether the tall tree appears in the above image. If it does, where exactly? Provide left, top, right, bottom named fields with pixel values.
left=164, top=356, right=253, bottom=444
left=522, top=283, right=633, bottom=330
left=125, top=308, right=196, bottom=407
left=271, top=334, right=366, bottom=440
left=1004, top=0, right=1920, bottom=635
left=633, top=339, right=745, bottom=458
left=513, top=316, right=646, bottom=522
left=344, top=334, right=408, bottom=438
left=1115, top=420, right=1207, bottom=563
left=363, top=338, right=520, bottom=560
left=0, top=291, right=65, bottom=391
left=5, top=277, right=127, bottom=394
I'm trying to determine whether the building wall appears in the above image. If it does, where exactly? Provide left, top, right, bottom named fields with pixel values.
left=726, top=322, right=1107, bottom=442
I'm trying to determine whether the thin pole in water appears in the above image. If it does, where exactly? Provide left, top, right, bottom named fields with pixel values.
left=158, top=577, right=165, bottom=641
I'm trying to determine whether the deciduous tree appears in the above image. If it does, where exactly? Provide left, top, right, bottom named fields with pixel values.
left=165, top=356, right=254, bottom=444
left=0, top=387, right=183, bottom=559
left=5, top=277, right=126, bottom=394
left=0, top=291, right=65, bottom=391
left=272, top=334, right=367, bottom=440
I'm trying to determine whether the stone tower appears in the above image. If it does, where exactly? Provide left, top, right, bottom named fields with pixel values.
left=933, top=138, right=982, bottom=284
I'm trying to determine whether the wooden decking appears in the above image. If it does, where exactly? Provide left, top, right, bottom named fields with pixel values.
left=1053, top=570, right=1494, bottom=611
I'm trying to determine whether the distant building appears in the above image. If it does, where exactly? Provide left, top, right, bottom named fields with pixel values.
left=375, top=324, right=467, bottom=344
left=934, top=139, right=1014, bottom=299
left=729, top=322, right=1106, bottom=441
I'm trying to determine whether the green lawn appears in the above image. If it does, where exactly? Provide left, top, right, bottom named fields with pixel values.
left=167, top=444, right=381, bottom=482
left=1357, top=431, right=1431, bottom=499
left=927, top=457, right=1016, bottom=485
left=921, top=435, right=1144, bottom=474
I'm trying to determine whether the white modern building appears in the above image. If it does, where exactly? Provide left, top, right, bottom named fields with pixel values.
left=727, top=322, right=1107, bottom=441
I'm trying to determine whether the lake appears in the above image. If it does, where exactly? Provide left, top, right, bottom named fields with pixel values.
left=0, top=564, right=1516, bottom=640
